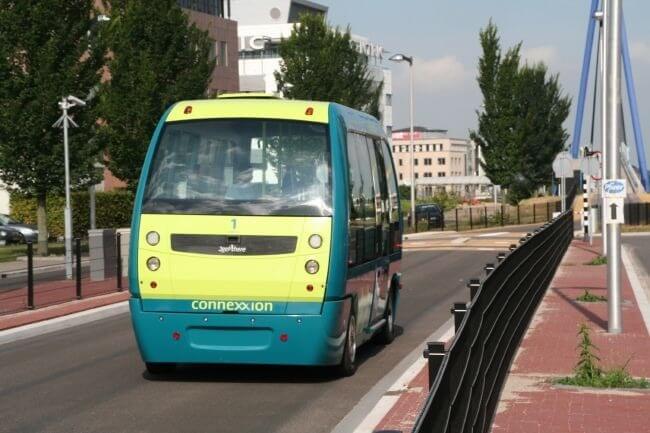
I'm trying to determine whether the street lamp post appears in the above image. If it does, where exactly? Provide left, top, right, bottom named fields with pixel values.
left=53, top=95, right=86, bottom=279
left=389, top=53, right=415, bottom=229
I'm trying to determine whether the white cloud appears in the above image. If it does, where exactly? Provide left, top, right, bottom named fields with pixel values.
left=630, top=41, right=650, bottom=65
left=521, top=45, right=558, bottom=66
left=409, top=56, right=470, bottom=94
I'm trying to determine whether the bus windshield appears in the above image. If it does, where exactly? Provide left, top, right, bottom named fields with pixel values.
left=142, top=119, right=331, bottom=217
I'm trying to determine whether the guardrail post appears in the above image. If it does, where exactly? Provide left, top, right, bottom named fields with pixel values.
left=116, top=232, right=123, bottom=291
left=485, top=263, right=495, bottom=276
left=546, top=202, right=551, bottom=221
left=533, top=204, right=537, bottom=222
left=423, top=342, right=446, bottom=390
left=451, top=302, right=468, bottom=332
left=517, top=205, right=521, bottom=225
left=497, top=252, right=507, bottom=263
left=455, top=208, right=459, bottom=232
left=75, top=238, right=82, bottom=300
left=27, top=242, right=34, bottom=310
left=501, top=205, right=505, bottom=226
left=509, top=244, right=517, bottom=252
left=468, top=278, right=481, bottom=299
left=469, top=208, right=473, bottom=230
left=484, top=206, right=488, bottom=228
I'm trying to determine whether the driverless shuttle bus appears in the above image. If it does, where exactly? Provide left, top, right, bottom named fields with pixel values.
left=129, top=95, right=402, bottom=376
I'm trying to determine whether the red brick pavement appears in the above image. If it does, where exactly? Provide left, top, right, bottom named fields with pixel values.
left=372, top=238, right=650, bottom=433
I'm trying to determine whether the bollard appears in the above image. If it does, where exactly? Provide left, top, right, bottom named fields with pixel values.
left=533, top=204, right=537, bottom=223
left=501, top=205, right=505, bottom=226
left=455, top=208, right=459, bottom=232
left=485, top=263, right=495, bottom=276
left=423, top=342, right=446, bottom=390
left=75, top=238, right=82, bottom=300
left=116, top=232, right=123, bottom=291
left=517, top=205, right=521, bottom=225
left=484, top=207, right=488, bottom=228
left=468, top=278, right=481, bottom=299
left=469, top=208, right=473, bottom=230
left=27, top=242, right=34, bottom=310
left=497, top=252, right=507, bottom=262
left=451, top=302, right=468, bottom=333
left=546, top=202, right=551, bottom=221
left=526, top=232, right=533, bottom=238
left=509, top=244, right=517, bottom=252
left=519, top=237, right=527, bottom=244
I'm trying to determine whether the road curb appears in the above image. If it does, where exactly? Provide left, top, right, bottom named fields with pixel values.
left=622, top=244, right=650, bottom=335
left=0, top=301, right=129, bottom=346
left=332, top=318, right=454, bottom=433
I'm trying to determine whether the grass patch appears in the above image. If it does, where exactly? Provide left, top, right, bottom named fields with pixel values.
left=0, top=242, right=87, bottom=263
left=586, top=255, right=607, bottom=266
left=576, top=289, right=607, bottom=303
left=554, top=324, right=649, bottom=389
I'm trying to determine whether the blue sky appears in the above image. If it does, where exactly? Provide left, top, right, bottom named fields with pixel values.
left=323, top=0, right=650, bottom=158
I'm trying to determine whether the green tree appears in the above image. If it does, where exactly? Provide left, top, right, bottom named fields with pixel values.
left=275, top=14, right=382, bottom=117
left=0, top=0, right=104, bottom=254
left=470, top=21, right=571, bottom=203
left=97, top=0, right=214, bottom=188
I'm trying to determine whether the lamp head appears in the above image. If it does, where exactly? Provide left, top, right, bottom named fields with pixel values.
left=389, top=53, right=413, bottom=65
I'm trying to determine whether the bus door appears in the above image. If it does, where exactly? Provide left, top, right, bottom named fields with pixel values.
left=366, top=136, right=390, bottom=324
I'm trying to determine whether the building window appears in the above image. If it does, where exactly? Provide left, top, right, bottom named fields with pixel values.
left=438, top=157, right=446, bottom=165
left=424, top=158, right=432, bottom=166
left=216, top=41, right=228, bottom=67
left=386, top=94, right=392, bottom=106
left=179, top=0, right=225, bottom=17
left=386, top=126, right=392, bottom=136
left=438, top=172, right=446, bottom=177
left=399, top=159, right=403, bottom=166
left=414, top=158, right=419, bottom=166
left=399, top=173, right=403, bottom=180
left=426, top=144, right=430, bottom=152
left=392, top=146, right=396, bottom=153
left=415, top=173, right=419, bottom=179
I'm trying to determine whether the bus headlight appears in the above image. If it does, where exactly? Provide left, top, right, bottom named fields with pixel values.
left=305, top=260, right=319, bottom=274
left=146, top=231, right=160, bottom=246
left=147, top=257, right=161, bottom=271
left=308, top=234, right=322, bottom=249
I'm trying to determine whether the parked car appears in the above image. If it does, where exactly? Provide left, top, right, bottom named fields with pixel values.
left=0, top=225, right=23, bottom=246
left=0, top=214, right=39, bottom=243
left=415, top=204, right=445, bottom=228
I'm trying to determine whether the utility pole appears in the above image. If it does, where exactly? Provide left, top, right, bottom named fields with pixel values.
left=53, top=96, right=86, bottom=279
left=603, top=0, right=623, bottom=333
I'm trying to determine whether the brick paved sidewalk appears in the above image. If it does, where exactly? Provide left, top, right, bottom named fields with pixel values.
left=372, top=238, right=650, bottom=433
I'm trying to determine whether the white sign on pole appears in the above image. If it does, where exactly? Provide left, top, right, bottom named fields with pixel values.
left=604, top=197, right=625, bottom=225
left=552, top=151, right=573, bottom=178
left=580, top=156, right=601, bottom=179
left=602, top=179, right=626, bottom=198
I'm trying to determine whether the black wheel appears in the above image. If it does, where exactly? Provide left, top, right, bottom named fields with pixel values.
left=145, top=362, right=176, bottom=375
left=377, top=291, right=396, bottom=345
left=336, top=312, right=357, bottom=377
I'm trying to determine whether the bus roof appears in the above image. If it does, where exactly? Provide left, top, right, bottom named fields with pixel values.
left=166, top=98, right=330, bottom=124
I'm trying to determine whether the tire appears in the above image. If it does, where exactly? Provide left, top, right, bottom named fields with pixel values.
left=336, top=312, right=357, bottom=377
left=376, top=291, right=396, bottom=345
left=145, top=362, right=176, bottom=375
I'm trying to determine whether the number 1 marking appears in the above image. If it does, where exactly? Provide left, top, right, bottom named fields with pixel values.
left=231, top=219, right=237, bottom=230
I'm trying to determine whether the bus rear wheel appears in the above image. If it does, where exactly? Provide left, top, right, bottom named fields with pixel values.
left=146, top=362, right=176, bottom=375
left=336, top=312, right=357, bottom=377
left=376, top=291, right=396, bottom=345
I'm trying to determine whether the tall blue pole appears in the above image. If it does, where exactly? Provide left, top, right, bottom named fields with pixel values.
left=571, top=0, right=600, bottom=158
left=621, top=14, right=650, bottom=191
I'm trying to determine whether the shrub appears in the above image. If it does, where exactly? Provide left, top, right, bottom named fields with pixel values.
left=10, top=190, right=134, bottom=239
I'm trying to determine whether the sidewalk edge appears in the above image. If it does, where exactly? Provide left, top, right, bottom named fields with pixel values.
left=622, top=245, right=650, bottom=335
left=0, top=301, right=129, bottom=346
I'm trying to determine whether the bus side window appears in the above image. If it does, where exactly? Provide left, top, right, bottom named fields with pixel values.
left=380, top=139, right=401, bottom=252
left=372, top=138, right=390, bottom=256
left=357, top=135, right=377, bottom=262
left=347, top=133, right=364, bottom=266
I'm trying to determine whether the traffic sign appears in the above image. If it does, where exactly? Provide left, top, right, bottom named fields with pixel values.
left=552, top=151, right=573, bottom=178
left=604, top=197, right=625, bottom=224
left=602, top=179, right=626, bottom=198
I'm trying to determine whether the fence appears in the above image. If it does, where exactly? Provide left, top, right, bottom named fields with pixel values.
left=0, top=232, right=126, bottom=316
left=406, top=200, right=562, bottom=233
left=412, top=210, right=574, bottom=433
left=624, top=202, right=650, bottom=226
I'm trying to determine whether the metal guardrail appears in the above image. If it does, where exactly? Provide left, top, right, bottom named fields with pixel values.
left=413, top=210, right=574, bottom=433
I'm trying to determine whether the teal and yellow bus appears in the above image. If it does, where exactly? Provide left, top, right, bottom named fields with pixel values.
left=129, top=94, right=402, bottom=376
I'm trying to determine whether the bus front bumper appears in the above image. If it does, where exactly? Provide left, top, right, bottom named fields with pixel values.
left=129, top=298, right=351, bottom=366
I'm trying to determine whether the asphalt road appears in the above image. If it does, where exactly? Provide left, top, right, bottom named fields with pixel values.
left=0, top=249, right=494, bottom=433
left=624, top=235, right=650, bottom=275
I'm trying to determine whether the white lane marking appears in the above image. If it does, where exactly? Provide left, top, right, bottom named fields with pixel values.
left=0, top=301, right=129, bottom=346
left=450, top=237, right=470, bottom=245
left=622, top=245, right=650, bottom=335
left=333, top=319, right=454, bottom=433
left=477, top=232, right=508, bottom=238
left=352, top=395, right=400, bottom=433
